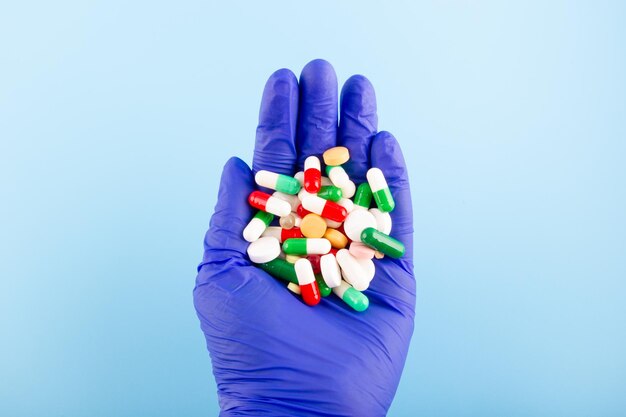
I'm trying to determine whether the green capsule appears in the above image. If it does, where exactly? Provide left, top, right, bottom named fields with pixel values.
left=353, top=183, right=372, bottom=209
left=258, top=258, right=298, bottom=284
left=333, top=281, right=369, bottom=312
left=317, top=185, right=343, bottom=202
left=256, top=170, right=301, bottom=195
left=315, top=273, right=332, bottom=297
left=282, top=238, right=331, bottom=255
left=360, top=227, right=405, bottom=258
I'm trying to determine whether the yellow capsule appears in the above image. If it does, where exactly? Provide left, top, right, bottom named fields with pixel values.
left=300, top=213, right=328, bottom=238
left=324, top=228, right=348, bottom=249
left=323, top=146, right=350, bottom=166
left=285, top=254, right=303, bottom=263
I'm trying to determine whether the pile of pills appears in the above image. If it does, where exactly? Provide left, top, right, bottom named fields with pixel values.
left=244, top=146, right=404, bottom=312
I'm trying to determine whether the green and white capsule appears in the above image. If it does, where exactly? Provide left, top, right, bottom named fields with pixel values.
left=317, top=185, right=343, bottom=202
left=333, top=280, right=369, bottom=312
left=366, top=168, right=395, bottom=212
left=282, top=238, right=331, bottom=255
left=258, top=258, right=298, bottom=284
left=360, top=227, right=405, bottom=258
left=255, top=170, right=301, bottom=195
left=326, top=165, right=350, bottom=187
left=353, top=183, right=372, bottom=210
left=243, top=210, right=274, bottom=242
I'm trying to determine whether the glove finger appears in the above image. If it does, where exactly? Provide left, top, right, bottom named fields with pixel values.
left=253, top=69, right=299, bottom=175
left=370, top=131, right=414, bottom=264
left=338, top=75, right=378, bottom=182
left=295, top=59, right=338, bottom=169
left=200, top=157, right=254, bottom=269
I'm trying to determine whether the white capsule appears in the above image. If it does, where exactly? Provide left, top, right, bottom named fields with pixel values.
left=320, top=254, right=342, bottom=288
left=247, top=236, right=280, bottom=264
left=273, top=191, right=300, bottom=212
left=337, top=198, right=354, bottom=214
left=340, top=180, right=356, bottom=199
left=294, top=258, right=316, bottom=285
left=366, top=167, right=389, bottom=192
left=369, top=208, right=392, bottom=234
left=243, top=217, right=268, bottom=242
left=343, top=209, right=377, bottom=242
left=336, top=249, right=369, bottom=291
left=304, top=156, right=321, bottom=171
left=328, top=165, right=351, bottom=187
left=349, top=241, right=376, bottom=259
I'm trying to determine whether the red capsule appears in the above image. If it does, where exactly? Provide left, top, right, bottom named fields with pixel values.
left=297, top=204, right=312, bottom=218
left=303, top=156, right=322, bottom=193
left=306, top=254, right=322, bottom=274
left=300, top=281, right=322, bottom=306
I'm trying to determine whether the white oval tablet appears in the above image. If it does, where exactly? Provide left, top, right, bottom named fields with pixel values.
left=369, top=208, right=392, bottom=234
left=320, top=253, right=342, bottom=288
left=246, top=236, right=280, bottom=263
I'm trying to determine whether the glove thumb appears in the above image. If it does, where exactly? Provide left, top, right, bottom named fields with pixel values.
left=199, top=157, right=254, bottom=269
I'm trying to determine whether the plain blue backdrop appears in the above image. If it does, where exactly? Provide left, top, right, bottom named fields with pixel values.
left=1, top=1, right=625, bottom=416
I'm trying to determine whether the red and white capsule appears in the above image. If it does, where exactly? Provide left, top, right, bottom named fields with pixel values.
left=301, top=194, right=348, bottom=223
left=294, top=258, right=321, bottom=306
left=304, top=156, right=322, bottom=193
left=262, top=226, right=304, bottom=243
left=248, top=191, right=291, bottom=217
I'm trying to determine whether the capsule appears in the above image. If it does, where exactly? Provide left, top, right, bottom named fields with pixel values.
left=247, top=236, right=281, bottom=264
left=343, top=209, right=377, bottom=242
left=294, top=259, right=321, bottom=306
left=320, top=253, right=341, bottom=288
left=337, top=198, right=354, bottom=214
left=333, top=280, right=369, bottom=312
left=301, top=194, right=347, bottom=223
left=255, top=170, right=301, bottom=195
left=357, top=258, right=375, bottom=282
left=366, top=168, right=395, bottom=212
left=283, top=238, right=331, bottom=255
left=317, top=185, right=343, bottom=202
left=353, top=183, right=372, bottom=210
left=306, top=254, right=322, bottom=273
left=272, top=191, right=300, bottom=212
left=315, top=273, right=332, bottom=297
left=258, top=258, right=297, bottom=283
left=242, top=211, right=274, bottom=242
left=262, top=226, right=304, bottom=243
left=303, top=156, right=322, bottom=193
left=326, top=165, right=351, bottom=188
left=369, top=208, right=392, bottom=234
left=340, top=180, right=356, bottom=199
left=335, top=249, right=369, bottom=291
left=361, top=227, right=405, bottom=258
left=248, top=191, right=291, bottom=217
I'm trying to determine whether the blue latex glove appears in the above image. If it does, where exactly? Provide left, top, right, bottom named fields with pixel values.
left=194, top=59, right=415, bottom=417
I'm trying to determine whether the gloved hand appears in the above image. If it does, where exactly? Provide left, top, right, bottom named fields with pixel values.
left=194, top=59, right=415, bottom=417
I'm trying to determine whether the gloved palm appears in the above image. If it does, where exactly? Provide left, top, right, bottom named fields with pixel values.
left=194, top=60, right=415, bottom=417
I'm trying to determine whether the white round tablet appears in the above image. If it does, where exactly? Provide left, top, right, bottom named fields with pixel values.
left=342, top=209, right=377, bottom=242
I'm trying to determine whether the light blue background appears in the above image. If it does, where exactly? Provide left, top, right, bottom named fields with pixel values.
left=1, top=1, right=625, bottom=416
